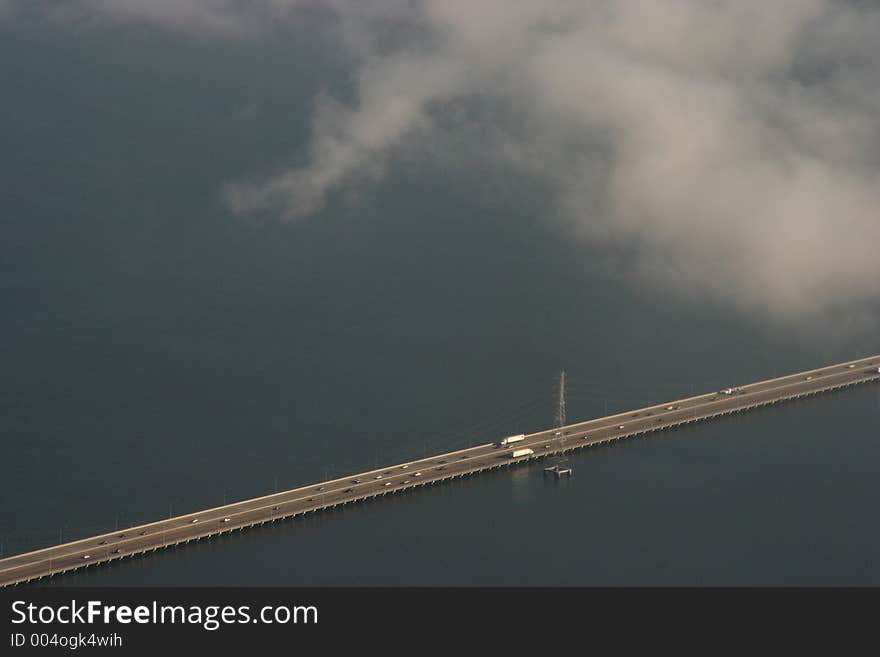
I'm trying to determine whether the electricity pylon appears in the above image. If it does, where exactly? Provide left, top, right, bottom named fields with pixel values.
left=555, top=370, right=566, bottom=428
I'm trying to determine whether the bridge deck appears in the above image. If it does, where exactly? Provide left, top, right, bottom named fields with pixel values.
left=2, top=355, right=879, bottom=586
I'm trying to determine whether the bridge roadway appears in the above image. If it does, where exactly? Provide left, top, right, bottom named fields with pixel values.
left=2, top=355, right=879, bottom=586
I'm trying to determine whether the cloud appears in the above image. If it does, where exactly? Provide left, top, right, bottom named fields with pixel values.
left=7, top=1, right=880, bottom=324
left=222, top=52, right=467, bottom=218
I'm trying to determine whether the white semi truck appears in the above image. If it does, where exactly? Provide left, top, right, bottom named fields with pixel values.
left=497, top=434, right=526, bottom=447
left=510, top=448, right=534, bottom=458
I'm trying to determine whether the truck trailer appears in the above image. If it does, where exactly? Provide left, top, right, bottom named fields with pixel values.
left=510, top=448, right=534, bottom=458
left=497, top=434, right=526, bottom=446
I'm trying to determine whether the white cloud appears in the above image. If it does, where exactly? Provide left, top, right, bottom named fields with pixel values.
left=7, top=0, right=880, bottom=324
left=223, top=52, right=466, bottom=218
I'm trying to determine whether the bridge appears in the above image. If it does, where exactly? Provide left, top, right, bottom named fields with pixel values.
left=2, top=355, right=878, bottom=587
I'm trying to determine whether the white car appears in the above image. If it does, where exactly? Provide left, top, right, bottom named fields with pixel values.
left=617, top=425, right=625, bottom=429
left=82, top=554, right=91, bottom=560
left=189, top=518, right=199, bottom=524
left=374, top=475, right=383, bottom=480
left=221, top=518, right=231, bottom=523
left=401, top=465, right=409, bottom=469
left=413, top=472, right=422, bottom=477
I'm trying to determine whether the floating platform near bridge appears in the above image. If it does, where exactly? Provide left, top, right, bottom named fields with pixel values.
left=543, top=465, right=573, bottom=478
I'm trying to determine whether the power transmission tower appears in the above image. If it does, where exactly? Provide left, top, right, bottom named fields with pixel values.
left=555, top=370, right=566, bottom=428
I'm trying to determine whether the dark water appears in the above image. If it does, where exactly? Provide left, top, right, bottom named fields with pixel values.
left=1, top=21, right=878, bottom=586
